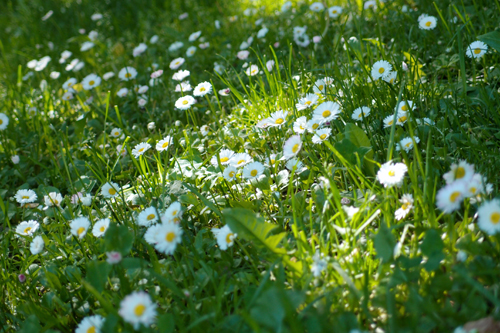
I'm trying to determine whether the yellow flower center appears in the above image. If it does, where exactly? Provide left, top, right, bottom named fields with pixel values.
left=200, top=87, right=206, bottom=92
left=0, top=120, right=3, bottom=125
left=229, top=171, right=235, bottom=178
left=54, top=200, right=59, bottom=205
left=318, top=85, right=324, bottom=90
left=251, top=69, right=257, bottom=74
left=237, top=159, right=246, bottom=165
left=172, top=210, right=178, bottom=216
left=358, top=113, right=364, bottom=118
left=491, top=212, right=500, bottom=224
left=77, top=227, right=85, bottom=235
left=305, top=101, right=312, bottom=105
left=378, top=67, right=385, bottom=74
left=402, top=203, right=409, bottom=210
left=425, top=21, right=431, bottom=27
left=320, top=134, right=327, bottom=140
left=87, top=326, right=96, bottom=333
left=89, top=80, right=95, bottom=86
left=138, top=148, right=144, bottom=153
left=470, top=187, right=477, bottom=194
left=147, top=214, right=155, bottom=220
left=405, top=142, right=412, bottom=148
left=312, top=123, right=319, bottom=130
left=449, top=191, right=461, bottom=203
left=182, top=100, right=189, bottom=105
left=270, top=159, right=275, bottom=165
left=125, top=73, right=132, bottom=78
left=322, top=110, right=331, bottom=118
left=166, top=232, right=175, bottom=242
left=134, top=304, right=146, bottom=316
left=275, top=118, right=284, bottom=124
left=292, top=144, right=299, bottom=153
left=398, top=116, right=407, bottom=122
left=114, top=132, right=119, bottom=136
left=401, top=105, right=408, bottom=111
left=220, top=157, right=229, bottom=163
left=332, top=10, right=337, bottom=13
left=250, top=169, right=258, bottom=177
left=100, top=226, right=105, bottom=232
left=390, top=78, right=395, bottom=84
left=387, top=120, right=393, bottom=125
left=162, top=141, right=169, bottom=148
left=455, top=167, right=465, bottom=179
left=22, top=196, right=29, bottom=199
left=474, top=48, right=481, bottom=54
left=108, top=188, right=116, bottom=195
left=388, top=170, right=395, bottom=177
left=24, top=227, right=31, bottom=234
left=226, top=233, right=234, bottom=244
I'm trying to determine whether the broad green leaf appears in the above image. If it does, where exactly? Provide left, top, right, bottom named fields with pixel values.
left=478, top=30, right=500, bottom=53
left=86, top=260, right=111, bottom=293
left=223, top=208, right=286, bottom=254
left=104, top=223, right=134, bottom=255
left=373, top=223, right=396, bottom=262
left=183, top=182, right=222, bottom=216
left=420, top=229, right=444, bottom=271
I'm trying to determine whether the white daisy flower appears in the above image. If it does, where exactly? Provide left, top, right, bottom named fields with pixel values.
left=119, top=291, right=157, bottom=330
left=0, top=113, right=8, bottom=130
left=306, top=118, right=323, bottom=133
left=110, top=128, right=122, bottom=138
left=376, top=161, right=408, bottom=188
left=175, top=95, right=196, bottom=110
left=328, top=6, right=343, bottom=18
left=70, top=217, right=90, bottom=239
left=396, top=110, right=409, bottom=124
left=15, top=189, right=37, bottom=205
left=466, top=174, right=485, bottom=197
left=352, top=106, right=371, bottom=121
left=101, top=182, right=120, bottom=198
left=62, top=78, right=77, bottom=90
left=92, top=218, right=110, bottom=237
left=186, top=46, right=197, bottom=57
left=162, top=202, right=183, bottom=224
left=133, top=43, right=148, bottom=57
left=193, top=82, right=212, bottom=96
left=395, top=194, right=414, bottom=220
left=118, top=67, right=137, bottom=81
left=285, top=158, right=304, bottom=171
left=312, top=128, right=332, bottom=144
left=137, top=207, right=159, bottom=227
left=62, top=91, right=73, bottom=100
left=156, top=136, right=173, bottom=152
left=80, top=41, right=94, bottom=52
left=188, top=31, right=202, bottom=42
left=169, top=57, right=185, bottom=70
left=223, top=166, right=238, bottom=181
left=477, top=199, right=500, bottom=235
left=267, top=110, right=288, bottom=127
left=75, top=315, right=104, bottom=333
left=436, top=181, right=467, bottom=213
left=296, top=93, right=319, bottom=111
left=466, top=41, right=488, bottom=59
left=396, top=100, right=414, bottom=113
left=293, top=116, right=308, bottom=134
left=212, top=225, right=237, bottom=250
left=313, top=101, right=341, bottom=123
left=383, top=71, right=397, bottom=84
left=132, top=142, right=151, bottom=158
left=103, top=72, right=115, bottom=80
left=396, top=137, right=420, bottom=152
left=211, top=149, right=235, bottom=166
left=419, top=15, right=437, bottom=30
left=81, top=74, right=101, bottom=90
left=30, top=235, right=45, bottom=255
left=443, top=160, right=475, bottom=185
left=245, top=64, right=259, bottom=76
left=309, top=2, right=325, bottom=12
left=175, top=81, right=192, bottom=92
left=16, top=220, right=39, bottom=236
left=313, top=79, right=327, bottom=95
left=152, top=222, right=183, bottom=254
left=44, top=192, right=63, bottom=207
left=168, top=41, right=184, bottom=52
left=116, top=88, right=129, bottom=97
left=371, top=60, right=392, bottom=80
left=364, top=0, right=377, bottom=10
left=283, top=135, right=302, bottom=159
left=242, top=161, right=265, bottom=180
left=172, top=69, right=190, bottom=81
left=230, top=152, right=254, bottom=168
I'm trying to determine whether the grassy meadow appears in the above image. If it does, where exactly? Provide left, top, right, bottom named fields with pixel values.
left=1, top=0, right=500, bottom=332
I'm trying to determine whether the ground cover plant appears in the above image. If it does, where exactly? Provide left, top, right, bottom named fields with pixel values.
left=1, top=0, right=500, bottom=331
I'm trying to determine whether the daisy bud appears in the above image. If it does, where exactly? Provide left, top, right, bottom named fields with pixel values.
left=175, top=120, right=182, bottom=127
left=106, top=251, right=122, bottom=264
left=11, top=155, right=20, bottom=164
left=18, top=274, right=26, bottom=283
left=147, top=122, right=155, bottom=131
left=274, top=42, right=280, bottom=48
left=313, top=36, right=322, bottom=43
left=402, top=62, right=409, bottom=71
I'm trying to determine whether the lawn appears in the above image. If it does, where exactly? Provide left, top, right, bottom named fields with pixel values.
left=1, top=0, right=500, bottom=332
